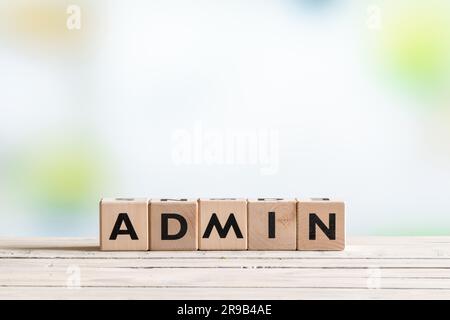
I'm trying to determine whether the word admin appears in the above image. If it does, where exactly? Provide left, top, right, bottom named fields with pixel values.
left=99, top=198, right=345, bottom=251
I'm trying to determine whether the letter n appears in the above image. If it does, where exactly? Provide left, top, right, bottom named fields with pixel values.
left=309, top=213, right=336, bottom=240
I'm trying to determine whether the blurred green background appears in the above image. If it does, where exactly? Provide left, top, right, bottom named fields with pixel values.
left=1, top=0, right=450, bottom=236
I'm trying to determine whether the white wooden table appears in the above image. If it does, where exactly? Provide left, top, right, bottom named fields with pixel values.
left=1, top=237, right=450, bottom=299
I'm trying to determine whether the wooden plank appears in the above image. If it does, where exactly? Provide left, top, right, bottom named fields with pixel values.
left=1, top=237, right=450, bottom=299
left=2, top=237, right=450, bottom=259
left=3, top=247, right=450, bottom=259
left=1, top=257, right=450, bottom=268
left=0, top=263, right=450, bottom=278
left=1, top=287, right=450, bottom=300
left=1, top=266, right=450, bottom=289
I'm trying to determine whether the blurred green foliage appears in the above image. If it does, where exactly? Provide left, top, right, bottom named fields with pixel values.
left=8, top=132, right=109, bottom=217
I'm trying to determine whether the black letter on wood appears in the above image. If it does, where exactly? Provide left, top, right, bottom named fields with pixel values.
left=268, top=212, right=276, bottom=238
left=309, top=213, right=336, bottom=240
left=109, top=213, right=139, bottom=240
left=202, top=213, right=243, bottom=239
left=161, top=213, right=188, bottom=240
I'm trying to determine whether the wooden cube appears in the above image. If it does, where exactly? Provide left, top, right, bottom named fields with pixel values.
left=199, top=198, right=247, bottom=250
left=150, top=198, right=198, bottom=251
left=100, top=198, right=149, bottom=251
left=248, top=198, right=296, bottom=250
left=297, top=198, right=345, bottom=251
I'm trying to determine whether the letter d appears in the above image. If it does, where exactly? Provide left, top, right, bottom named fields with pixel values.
left=161, top=213, right=188, bottom=240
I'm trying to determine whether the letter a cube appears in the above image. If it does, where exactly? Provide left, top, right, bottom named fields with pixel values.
left=100, top=198, right=149, bottom=251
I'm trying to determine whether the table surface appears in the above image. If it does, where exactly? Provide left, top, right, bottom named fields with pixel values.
left=1, top=236, right=450, bottom=299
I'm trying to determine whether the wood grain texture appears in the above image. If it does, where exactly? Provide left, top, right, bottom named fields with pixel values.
left=198, top=199, right=247, bottom=250
left=2, top=237, right=450, bottom=299
left=150, top=199, right=198, bottom=251
left=297, top=198, right=345, bottom=251
left=248, top=198, right=296, bottom=250
left=100, top=198, right=149, bottom=251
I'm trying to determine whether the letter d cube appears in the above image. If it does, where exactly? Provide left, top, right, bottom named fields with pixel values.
left=150, top=199, right=198, bottom=250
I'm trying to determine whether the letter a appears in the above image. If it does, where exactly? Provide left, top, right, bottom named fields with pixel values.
left=109, top=213, right=139, bottom=240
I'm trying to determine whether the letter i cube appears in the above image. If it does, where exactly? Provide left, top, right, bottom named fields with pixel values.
left=248, top=198, right=297, bottom=250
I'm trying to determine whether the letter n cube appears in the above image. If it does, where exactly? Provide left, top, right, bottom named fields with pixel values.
left=297, top=198, right=345, bottom=251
